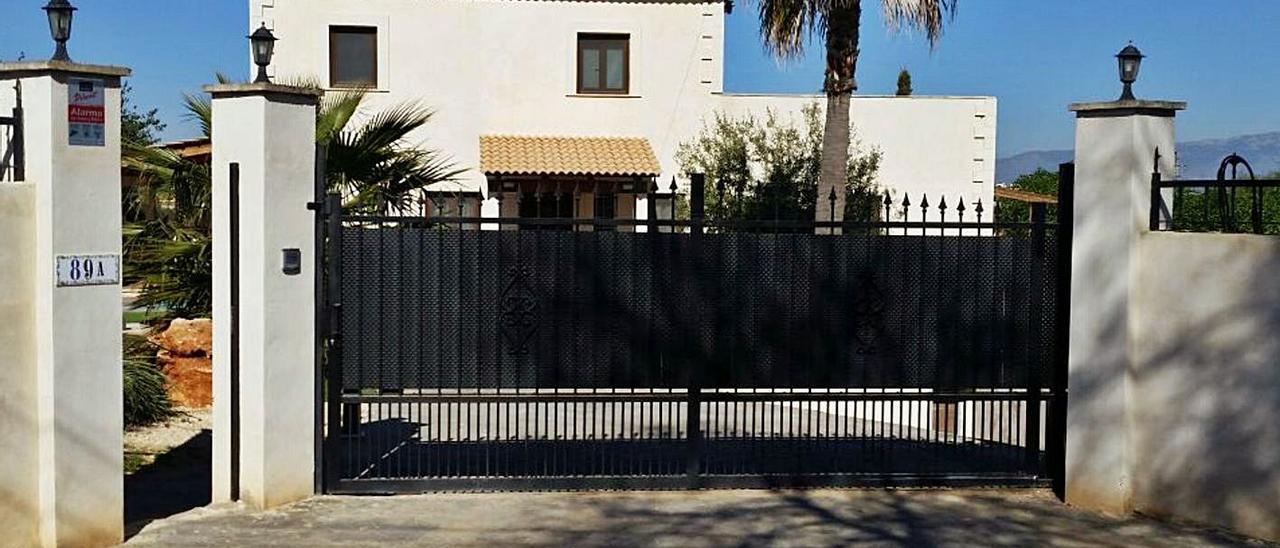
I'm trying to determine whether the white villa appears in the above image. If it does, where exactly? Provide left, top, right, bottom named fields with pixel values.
left=251, top=0, right=997, bottom=222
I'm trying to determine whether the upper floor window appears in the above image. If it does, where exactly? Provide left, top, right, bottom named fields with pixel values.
left=330, top=26, right=377, bottom=88
left=577, top=34, right=629, bottom=95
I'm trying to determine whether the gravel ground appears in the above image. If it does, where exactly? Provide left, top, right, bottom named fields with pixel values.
left=125, top=488, right=1269, bottom=547
left=126, top=408, right=210, bottom=455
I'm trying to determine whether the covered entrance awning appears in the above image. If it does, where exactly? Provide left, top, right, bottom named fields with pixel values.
left=479, top=135, right=663, bottom=228
left=480, top=135, right=661, bottom=180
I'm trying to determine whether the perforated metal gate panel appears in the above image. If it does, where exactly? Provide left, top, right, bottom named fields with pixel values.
left=319, top=197, right=1068, bottom=493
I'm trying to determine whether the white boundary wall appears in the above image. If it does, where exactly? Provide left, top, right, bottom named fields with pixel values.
left=1129, top=233, right=1280, bottom=541
left=0, top=182, right=38, bottom=547
left=1067, top=98, right=1280, bottom=542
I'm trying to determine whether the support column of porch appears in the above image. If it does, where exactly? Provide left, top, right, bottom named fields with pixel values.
left=209, top=83, right=321, bottom=509
left=1065, top=98, right=1183, bottom=513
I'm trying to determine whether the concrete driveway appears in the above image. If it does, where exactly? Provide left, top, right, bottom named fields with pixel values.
left=123, top=488, right=1266, bottom=547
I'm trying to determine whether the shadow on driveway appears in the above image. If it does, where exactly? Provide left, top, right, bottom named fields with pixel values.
left=125, top=429, right=211, bottom=539
left=125, top=487, right=1263, bottom=547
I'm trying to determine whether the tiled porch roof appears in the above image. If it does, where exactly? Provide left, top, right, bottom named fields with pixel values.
left=480, top=135, right=661, bottom=177
left=994, top=186, right=1058, bottom=205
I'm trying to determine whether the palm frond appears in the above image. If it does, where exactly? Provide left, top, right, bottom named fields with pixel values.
left=126, top=75, right=463, bottom=322
left=316, top=89, right=366, bottom=145
left=349, top=100, right=437, bottom=152
left=182, top=92, right=213, bottom=139
left=276, top=74, right=323, bottom=90
left=880, top=0, right=957, bottom=47
left=758, top=0, right=816, bottom=59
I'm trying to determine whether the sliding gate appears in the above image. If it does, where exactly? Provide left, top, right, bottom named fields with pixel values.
left=318, top=172, right=1072, bottom=493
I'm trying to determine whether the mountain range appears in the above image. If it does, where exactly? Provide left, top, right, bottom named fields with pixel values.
left=997, top=132, right=1280, bottom=183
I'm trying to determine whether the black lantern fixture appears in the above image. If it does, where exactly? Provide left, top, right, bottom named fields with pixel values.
left=248, top=23, right=278, bottom=84
left=1116, top=42, right=1145, bottom=101
left=43, top=0, right=77, bottom=63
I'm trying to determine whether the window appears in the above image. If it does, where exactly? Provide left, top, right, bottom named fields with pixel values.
left=594, top=192, right=616, bottom=231
left=519, top=192, right=574, bottom=230
left=577, top=34, right=629, bottom=94
left=330, top=26, right=377, bottom=88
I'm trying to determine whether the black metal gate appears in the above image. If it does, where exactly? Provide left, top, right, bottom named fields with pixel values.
left=316, top=169, right=1073, bottom=493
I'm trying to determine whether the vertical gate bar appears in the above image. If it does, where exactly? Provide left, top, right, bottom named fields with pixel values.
left=1149, top=171, right=1163, bottom=231
left=1252, top=187, right=1264, bottom=235
left=396, top=201, right=407, bottom=481
left=228, top=163, right=241, bottom=500
left=1025, top=203, right=1047, bottom=472
left=311, top=145, right=327, bottom=492
left=686, top=174, right=705, bottom=484
left=1050, top=162, right=1075, bottom=496
left=439, top=203, right=452, bottom=477
left=10, top=84, right=25, bottom=181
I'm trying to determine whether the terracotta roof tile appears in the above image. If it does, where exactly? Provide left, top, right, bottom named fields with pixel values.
left=480, top=135, right=661, bottom=177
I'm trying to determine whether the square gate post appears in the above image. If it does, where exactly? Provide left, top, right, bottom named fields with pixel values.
left=209, top=83, right=321, bottom=510
left=1065, top=98, right=1183, bottom=513
left=0, top=61, right=130, bottom=548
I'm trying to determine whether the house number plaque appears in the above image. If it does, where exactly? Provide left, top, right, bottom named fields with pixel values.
left=56, top=254, right=120, bottom=287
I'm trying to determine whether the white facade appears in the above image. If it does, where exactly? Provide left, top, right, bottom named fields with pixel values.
left=252, top=0, right=995, bottom=210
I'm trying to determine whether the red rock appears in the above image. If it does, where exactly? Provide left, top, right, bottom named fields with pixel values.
left=151, top=318, right=213, bottom=408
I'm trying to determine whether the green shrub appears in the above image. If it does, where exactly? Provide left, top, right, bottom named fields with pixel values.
left=123, top=334, right=173, bottom=428
left=675, top=103, right=882, bottom=224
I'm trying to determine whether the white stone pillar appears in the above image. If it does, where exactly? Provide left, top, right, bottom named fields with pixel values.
left=0, top=61, right=130, bottom=547
left=208, top=83, right=320, bottom=509
left=1066, top=99, right=1183, bottom=513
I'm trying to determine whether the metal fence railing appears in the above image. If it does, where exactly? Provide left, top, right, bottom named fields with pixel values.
left=0, top=81, right=24, bottom=183
left=1151, top=154, right=1280, bottom=235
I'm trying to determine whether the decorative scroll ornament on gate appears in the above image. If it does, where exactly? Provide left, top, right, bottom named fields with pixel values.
left=852, top=274, right=885, bottom=355
left=499, top=265, right=538, bottom=355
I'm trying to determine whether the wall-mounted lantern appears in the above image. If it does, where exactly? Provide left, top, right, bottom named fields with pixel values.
left=249, top=23, right=278, bottom=84
left=1116, top=42, right=1145, bottom=101
left=43, top=0, right=76, bottom=62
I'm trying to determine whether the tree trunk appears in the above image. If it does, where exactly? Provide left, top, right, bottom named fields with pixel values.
left=814, top=0, right=861, bottom=234
left=816, top=92, right=851, bottom=231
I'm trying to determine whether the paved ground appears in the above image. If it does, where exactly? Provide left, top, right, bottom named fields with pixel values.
left=125, top=488, right=1268, bottom=547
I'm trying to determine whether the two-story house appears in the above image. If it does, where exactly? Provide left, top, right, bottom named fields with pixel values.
left=251, top=0, right=997, bottom=224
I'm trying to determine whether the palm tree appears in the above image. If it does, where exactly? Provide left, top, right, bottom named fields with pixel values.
left=124, top=78, right=462, bottom=325
left=758, top=0, right=956, bottom=224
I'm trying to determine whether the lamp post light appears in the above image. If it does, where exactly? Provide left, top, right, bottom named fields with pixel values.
left=1116, top=42, right=1145, bottom=101
left=43, top=0, right=77, bottom=63
left=249, top=23, right=278, bottom=84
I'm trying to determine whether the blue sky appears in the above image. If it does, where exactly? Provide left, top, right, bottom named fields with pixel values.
left=2, top=0, right=1278, bottom=156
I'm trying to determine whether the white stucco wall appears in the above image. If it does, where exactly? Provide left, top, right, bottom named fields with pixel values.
left=0, top=65, right=128, bottom=547
left=252, top=0, right=995, bottom=210
left=0, top=182, right=38, bottom=548
left=1131, top=232, right=1280, bottom=542
left=716, top=94, right=997, bottom=209
left=1066, top=109, right=1177, bottom=514
left=1066, top=100, right=1279, bottom=542
left=211, top=87, right=318, bottom=510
